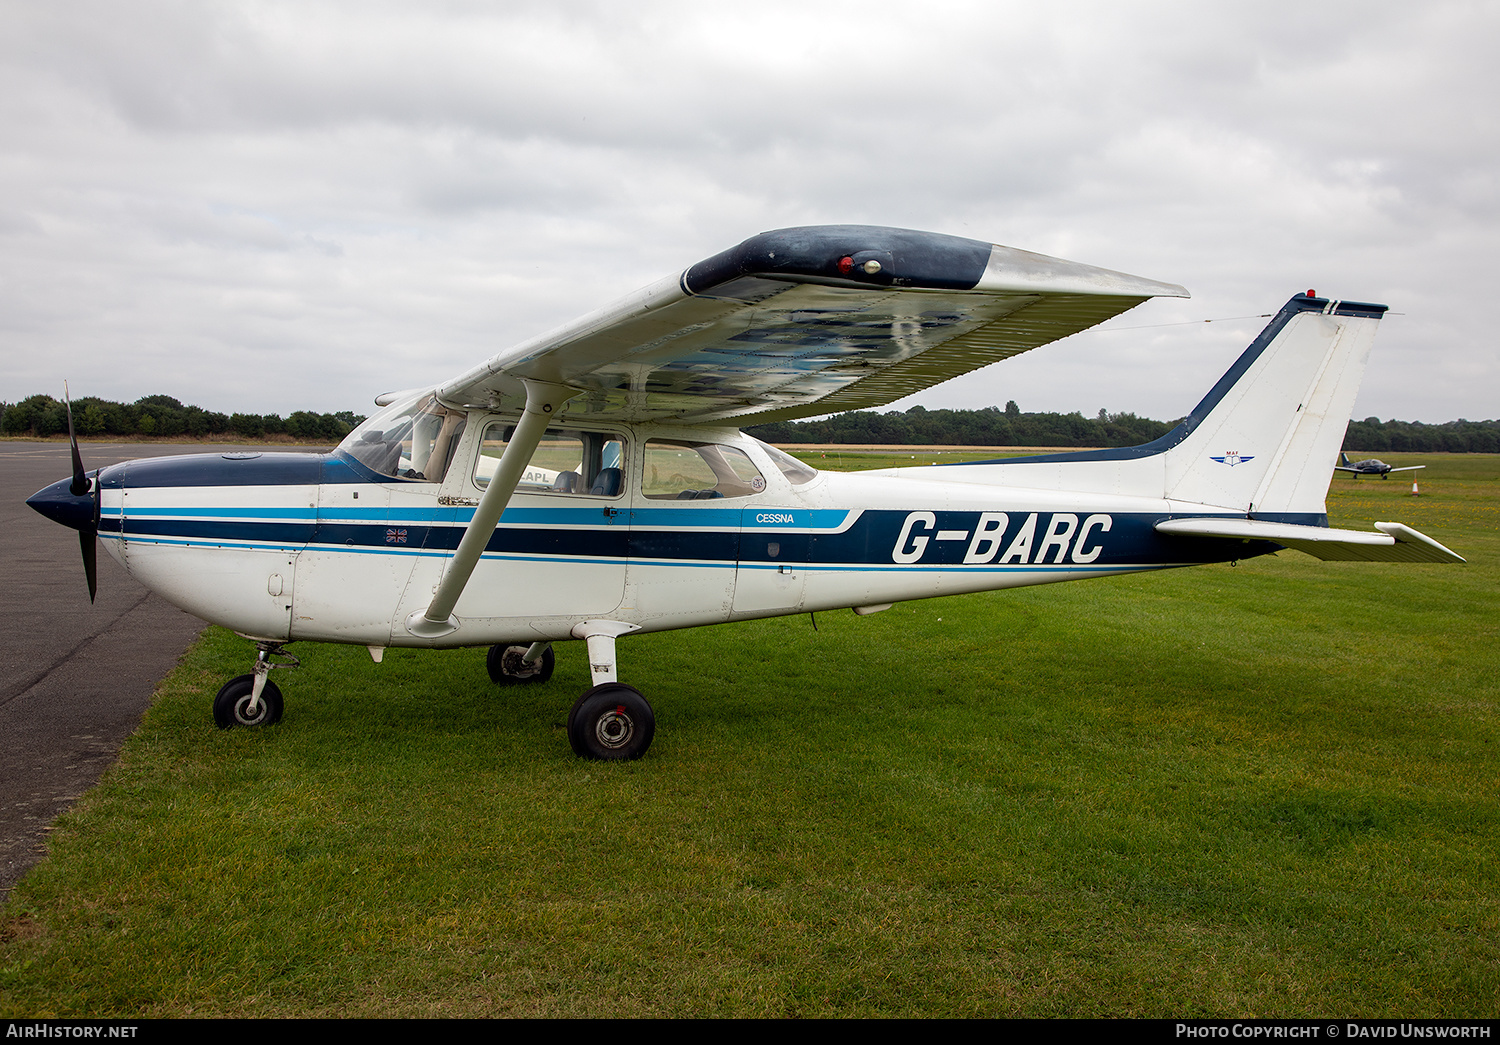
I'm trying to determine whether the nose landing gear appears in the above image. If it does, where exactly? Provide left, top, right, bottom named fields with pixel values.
left=214, top=643, right=298, bottom=729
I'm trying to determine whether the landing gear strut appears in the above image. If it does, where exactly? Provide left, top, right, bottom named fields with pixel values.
left=566, top=620, right=654, bottom=760
left=214, top=642, right=299, bottom=729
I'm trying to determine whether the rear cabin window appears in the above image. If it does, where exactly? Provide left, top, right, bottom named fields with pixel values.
left=753, top=438, right=819, bottom=486
left=474, top=423, right=626, bottom=497
left=643, top=441, right=766, bottom=500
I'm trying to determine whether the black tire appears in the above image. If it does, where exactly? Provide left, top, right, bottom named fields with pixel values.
left=213, top=674, right=284, bottom=729
left=486, top=643, right=555, bottom=685
left=567, top=683, right=655, bottom=760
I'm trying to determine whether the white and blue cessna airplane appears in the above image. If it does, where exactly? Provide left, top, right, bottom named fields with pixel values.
left=28, top=225, right=1464, bottom=760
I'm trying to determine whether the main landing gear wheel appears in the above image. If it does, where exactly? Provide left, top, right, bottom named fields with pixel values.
left=213, top=674, right=284, bottom=729
left=567, top=683, right=655, bottom=761
left=486, top=643, right=555, bottom=685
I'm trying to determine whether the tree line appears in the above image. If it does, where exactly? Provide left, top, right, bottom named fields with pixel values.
left=5, top=392, right=1496, bottom=453
left=0, top=393, right=365, bottom=442
left=1341, top=416, right=1500, bottom=453
left=744, top=402, right=1500, bottom=453
left=746, top=402, right=1176, bottom=447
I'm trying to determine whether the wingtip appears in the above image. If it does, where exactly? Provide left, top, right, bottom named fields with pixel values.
left=976, top=243, right=1189, bottom=299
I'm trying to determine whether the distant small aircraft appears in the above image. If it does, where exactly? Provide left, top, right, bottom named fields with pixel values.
left=28, top=225, right=1465, bottom=761
left=1335, top=453, right=1427, bottom=479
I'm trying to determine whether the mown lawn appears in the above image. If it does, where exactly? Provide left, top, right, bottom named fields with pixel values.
left=1, top=454, right=1495, bottom=1017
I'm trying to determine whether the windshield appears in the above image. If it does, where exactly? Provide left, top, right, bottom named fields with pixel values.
left=340, top=392, right=468, bottom=482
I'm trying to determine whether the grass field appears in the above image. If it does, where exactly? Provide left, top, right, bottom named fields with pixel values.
left=1, top=453, right=1496, bottom=1017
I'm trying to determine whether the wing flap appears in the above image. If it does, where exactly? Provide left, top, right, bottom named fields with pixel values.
left=437, top=226, right=1187, bottom=424
left=1155, top=517, right=1465, bottom=563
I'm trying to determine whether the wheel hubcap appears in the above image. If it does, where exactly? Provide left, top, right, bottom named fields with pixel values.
left=235, top=697, right=267, bottom=726
left=595, top=706, right=633, bottom=749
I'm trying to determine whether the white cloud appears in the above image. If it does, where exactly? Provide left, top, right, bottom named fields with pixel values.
left=0, top=0, right=1494, bottom=423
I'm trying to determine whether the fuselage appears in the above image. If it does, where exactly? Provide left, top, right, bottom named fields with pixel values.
left=87, top=414, right=1272, bottom=649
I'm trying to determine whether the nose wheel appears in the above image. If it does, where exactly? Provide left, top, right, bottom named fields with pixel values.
left=214, top=675, right=284, bottom=728
left=214, top=642, right=298, bottom=729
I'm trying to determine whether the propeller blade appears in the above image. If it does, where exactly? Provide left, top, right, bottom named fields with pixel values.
left=80, top=526, right=98, bottom=603
left=65, top=381, right=88, bottom=497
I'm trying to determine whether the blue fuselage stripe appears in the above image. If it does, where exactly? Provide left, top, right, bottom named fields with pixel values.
left=105, top=506, right=1283, bottom=569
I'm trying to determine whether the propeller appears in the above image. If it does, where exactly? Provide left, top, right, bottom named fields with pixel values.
left=64, top=386, right=101, bottom=602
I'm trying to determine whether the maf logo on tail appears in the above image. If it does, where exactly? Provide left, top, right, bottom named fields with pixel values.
left=1211, top=451, right=1254, bottom=466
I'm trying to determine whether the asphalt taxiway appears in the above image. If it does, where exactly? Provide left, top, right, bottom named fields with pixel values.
left=1, top=441, right=321, bottom=900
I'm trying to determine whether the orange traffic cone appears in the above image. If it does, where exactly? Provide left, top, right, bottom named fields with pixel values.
left=1412, top=481, right=1420, bottom=495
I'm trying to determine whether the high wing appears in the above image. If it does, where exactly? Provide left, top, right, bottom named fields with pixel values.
left=435, top=225, right=1188, bottom=425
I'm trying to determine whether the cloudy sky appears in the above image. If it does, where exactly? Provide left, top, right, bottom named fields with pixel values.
left=1, top=1, right=1494, bottom=424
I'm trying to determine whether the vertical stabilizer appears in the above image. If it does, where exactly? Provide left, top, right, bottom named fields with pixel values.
left=1161, top=295, right=1386, bottom=518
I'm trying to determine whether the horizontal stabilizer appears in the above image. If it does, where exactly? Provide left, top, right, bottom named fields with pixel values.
left=1155, top=518, right=1465, bottom=563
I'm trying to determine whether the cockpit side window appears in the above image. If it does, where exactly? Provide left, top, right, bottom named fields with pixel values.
left=474, top=422, right=626, bottom=497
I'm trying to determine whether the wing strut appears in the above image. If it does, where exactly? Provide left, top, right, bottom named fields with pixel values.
left=406, top=380, right=578, bottom=639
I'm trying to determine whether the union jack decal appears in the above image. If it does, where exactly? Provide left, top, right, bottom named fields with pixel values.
left=386, top=528, right=408, bottom=544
